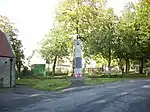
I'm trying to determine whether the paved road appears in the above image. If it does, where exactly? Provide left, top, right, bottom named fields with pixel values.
left=1, top=79, right=150, bottom=112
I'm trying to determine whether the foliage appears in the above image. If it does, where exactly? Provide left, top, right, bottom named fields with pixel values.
left=55, top=0, right=118, bottom=70
left=0, top=15, right=18, bottom=37
left=39, top=27, right=71, bottom=75
left=21, top=66, right=34, bottom=77
left=46, top=0, right=150, bottom=74
left=113, top=0, right=150, bottom=73
left=46, top=71, right=68, bottom=76
left=84, top=78, right=125, bottom=85
left=11, top=38, right=25, bottom=74
left=40, top=28, right=69, bottom=60
left=0, top=15, right=24, bottom=74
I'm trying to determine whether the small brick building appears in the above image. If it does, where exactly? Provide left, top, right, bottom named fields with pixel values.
left=0, top=31, right=16, bottom=87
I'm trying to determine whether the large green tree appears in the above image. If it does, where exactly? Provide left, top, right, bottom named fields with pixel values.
left=134, top=0, right=150, bottom=73
left=56, top=0, right=117, bottom=71
left=53, top=0, right=150, bottom=75
left=40, top=27, right=70, bottom=75
left=115, top=0, right=150, bottom=74
left=88, top=8, right=118, bottom=73
left=113, top=4, right=137, bottom=74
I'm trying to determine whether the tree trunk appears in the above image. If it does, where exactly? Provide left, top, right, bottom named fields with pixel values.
left=118, top=58, right=124, bottom=75
left=48, top=64, right=50, bottom=72
left=108, top=46, right=111, bottom=75
left=125, top=58, right=130, bottom=74
left=121, top=67, right=124, bottom=75
left=16, top=60, right=22, bottom=75
left=139, top=57, right=144, bottom=74
left=52, top=56, right=57, bottom=76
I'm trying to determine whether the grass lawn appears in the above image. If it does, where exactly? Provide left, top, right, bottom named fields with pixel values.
left=17, top=75, right=146, bottom=91
left=16, top=78, right=126, bottom=91
left=84, top=78, right=126, bottom=85
left=0, top=88, right=13, bottom=93
left=16, top=78, right=71, bottom=91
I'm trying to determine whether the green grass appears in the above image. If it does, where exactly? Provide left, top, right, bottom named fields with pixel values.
left=16, top=73, right=149, bottom=91
left=16, top=79, right=40, bottom=86
left=84, top=78, right=126, bottom=85
left=16, top=78, right=71, bottom=91
left=16, top=78, right=126, bottom=91
left=0, top=88, right=13, bottom=93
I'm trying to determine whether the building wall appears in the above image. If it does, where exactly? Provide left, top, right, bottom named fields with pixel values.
left=0, top=57, right=15, bottom=87
left=12, top=58, right=16, bottom=86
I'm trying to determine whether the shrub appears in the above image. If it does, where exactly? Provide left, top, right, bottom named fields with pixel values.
left=20, top=66, right=34, bottom=77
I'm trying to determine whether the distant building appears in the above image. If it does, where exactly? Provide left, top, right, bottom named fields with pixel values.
left=29, top=50, right=46, bottom=65
left=0, top=31, right=16, bottom=87
left=29, top=50, right=73, bottom=72
left=28, top=50, right=99, bottom=74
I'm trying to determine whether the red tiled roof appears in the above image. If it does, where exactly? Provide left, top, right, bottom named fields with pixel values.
left=0, top=31, right=15, bottom=58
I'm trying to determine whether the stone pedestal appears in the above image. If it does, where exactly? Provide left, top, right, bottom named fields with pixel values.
left=69, top=77, right=84, bottom=87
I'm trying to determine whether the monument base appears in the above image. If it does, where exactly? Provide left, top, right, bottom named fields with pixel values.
left=69, top=77, right=84, bottom=87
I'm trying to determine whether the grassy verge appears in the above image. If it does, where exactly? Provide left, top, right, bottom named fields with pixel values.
left=0, top=88, right=13, bottom=93
left=16, top=74, right=148, bottom=91
left=16, top=78, right=71, bottom=91
left=84, top=78, right=126, bottom=85
left=16, top=78, right=126, bottom=91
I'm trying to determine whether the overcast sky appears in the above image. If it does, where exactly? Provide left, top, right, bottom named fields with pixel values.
left=0, top=0, right=137, bottom=57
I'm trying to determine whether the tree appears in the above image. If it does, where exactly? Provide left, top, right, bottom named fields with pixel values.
left=0, top=15, right=18, bottom=37
left=56, top=0, right=107, bottom=44
left=0, top=15, right=24, bottom=75
left=113, top=4, right=137, bottom=74
left=40, top=27, right=70, bottom=75
left=54, top=0, right=150, bottom=75
left=134, top=0, right=150, bottom=73
left=56, top=0, right=117, bottom=72
left=89, top=8, right=118, bottom=73
left=116, top=0, right=150, bottom=74
left=11, top=38, right=24, bottom=74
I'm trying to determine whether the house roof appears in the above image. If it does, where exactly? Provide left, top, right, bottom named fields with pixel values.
left=0, top=31, right=15, bottom=58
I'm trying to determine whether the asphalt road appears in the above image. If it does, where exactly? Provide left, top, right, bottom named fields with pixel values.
left=1, top=79, right=150, bottom=112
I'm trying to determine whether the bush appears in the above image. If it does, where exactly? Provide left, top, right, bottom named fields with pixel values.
left=88, top=74, right=123, bottom=78
left=23, top=67, right=33, bottom=75
left=46, top=71, right=68, bottom=76
left=46, top=71, right=52, bottom=76
left=55, top=73, right=68, bottom=76
left=17, top=66, right=34, bottom=78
